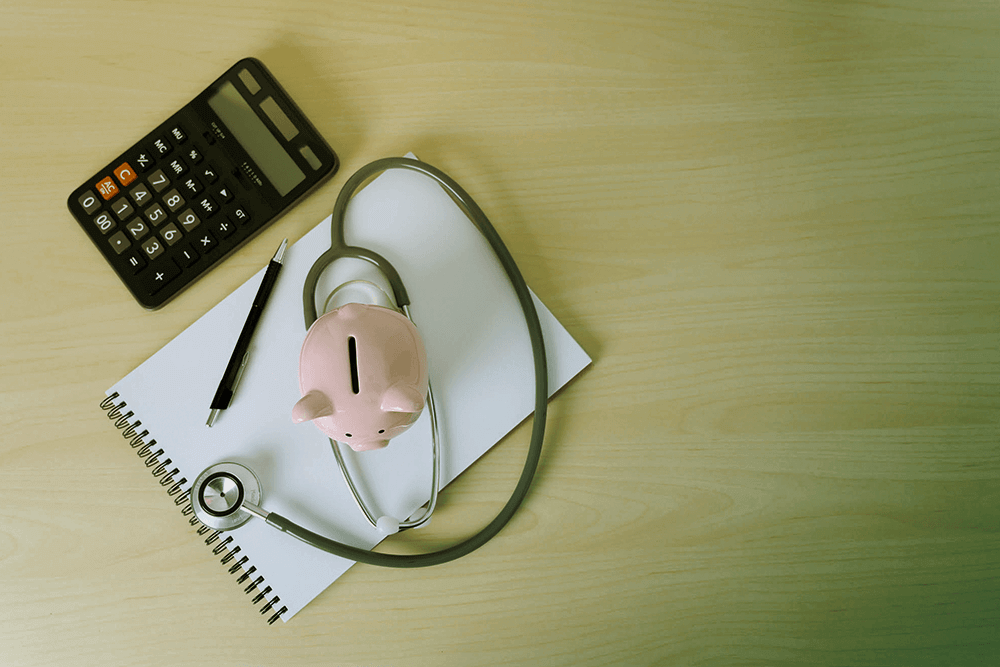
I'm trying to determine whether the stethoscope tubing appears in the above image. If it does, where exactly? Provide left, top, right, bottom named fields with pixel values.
left=251, top=158, right=549, bottom=568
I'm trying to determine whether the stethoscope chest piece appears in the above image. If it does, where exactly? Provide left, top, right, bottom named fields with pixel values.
left=191, top=462, right=261, bottom=531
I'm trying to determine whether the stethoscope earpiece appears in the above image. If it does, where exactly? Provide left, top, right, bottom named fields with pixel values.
left=376, top=516, right=401, bottom=535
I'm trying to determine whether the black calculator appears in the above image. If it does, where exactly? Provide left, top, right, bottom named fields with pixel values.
left=67, top=58, right=338, bottom=309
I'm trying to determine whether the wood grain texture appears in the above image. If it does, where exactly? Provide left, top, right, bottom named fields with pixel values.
left=0, top=1, right=997, bottom=665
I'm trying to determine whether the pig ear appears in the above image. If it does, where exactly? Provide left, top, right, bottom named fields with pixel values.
left=380, top=384, right=425, bottom=413
left=292, top=390, right=334, bottom=423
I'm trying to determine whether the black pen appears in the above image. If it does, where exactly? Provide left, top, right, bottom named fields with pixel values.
left=207, top=238, right=288, bottom=427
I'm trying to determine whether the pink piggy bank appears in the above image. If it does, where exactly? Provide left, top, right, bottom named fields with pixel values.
left=292, top=302, right=428, bottom=451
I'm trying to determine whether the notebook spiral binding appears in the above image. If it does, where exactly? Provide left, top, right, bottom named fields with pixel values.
left=100, top=392, right=288, bottom=624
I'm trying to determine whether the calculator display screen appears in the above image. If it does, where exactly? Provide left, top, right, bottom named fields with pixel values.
left=207, top=81, right=305, bottom=196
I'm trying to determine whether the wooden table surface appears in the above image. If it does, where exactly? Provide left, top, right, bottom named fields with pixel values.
left=1, top=1, right=998, bottom=665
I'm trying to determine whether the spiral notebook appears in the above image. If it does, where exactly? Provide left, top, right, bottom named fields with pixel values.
left=101, top=161, right=592, bottom=623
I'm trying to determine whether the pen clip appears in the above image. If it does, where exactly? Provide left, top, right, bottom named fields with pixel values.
left=232, top=349, right=251, bottom=395
left=207, top=350, right=251, bottom=427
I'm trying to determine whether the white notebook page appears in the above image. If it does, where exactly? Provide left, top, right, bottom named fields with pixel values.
left=108, top=161, right=592, bottom=620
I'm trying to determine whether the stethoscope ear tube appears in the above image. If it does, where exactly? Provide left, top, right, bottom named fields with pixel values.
left=247, top=157, right=548, bottom=568
left=301, top=245, right=410, bottom=329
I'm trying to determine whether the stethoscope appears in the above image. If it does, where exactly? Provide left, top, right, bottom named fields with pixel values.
left=191, top=157, right=549, bottom=568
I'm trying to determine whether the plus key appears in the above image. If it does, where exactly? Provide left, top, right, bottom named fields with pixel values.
left=139, top=258, right=181, bottom=296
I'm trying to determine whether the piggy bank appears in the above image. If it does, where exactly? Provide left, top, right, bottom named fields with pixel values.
left=292, top=302, right=428, bottom=451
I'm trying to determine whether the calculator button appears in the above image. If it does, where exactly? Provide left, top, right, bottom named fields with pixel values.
left=145, top=260, right=181, bottom=295
left=129, top=183, right=153, bottom=206
left=202, top=130, right=215, bottom=145
left=148, top=169, right=170, bottom=192
left=111, top=197, right=135, bottom=221
left=200, top=165, right=218, bottom=184
left=212, top=217, right=236, bottom=239
left=167, top=157, right=187, bottom=177
left=181, top=176, right=202, bottom=196
left=216, top=184, right=234, bottom=203
left=96, top=176, right=119, bottom=200
left=124, top=252, right=147, bottom=274
left=162, top=189, right=185, bottom=212
left=108, top=230, right=131, bottom=254
left=150, top=137, right=172, bottom=157
left=229, top=206, right=249, bottom=226
left=143, top=203, right=167, bottom=227
left=193, top=229, right=218, bottom=252
left=197, top=196, right=218, bottom=217
left=177, top=208, right=201, bottom=232
left=78, top=191, right=101, bottom=215
left=114, top=162, right=138, bottom=187
left=178, top=245, right=199, bottom=267
left=169, top=125, right=187, bottom=144
left=93, top=211, right=116, bottom=234
left=141, top=237, right=166, bottom=260
left=135, top=152, right=154, bottom=172
left=186, top=147, right=203, bottom=164
left=125, top=218, right=149, bottom=240
left=160, top=222, right=183, bottom=246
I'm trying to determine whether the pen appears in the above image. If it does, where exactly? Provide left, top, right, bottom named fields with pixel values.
left=207, top=238, right=288, bottom=427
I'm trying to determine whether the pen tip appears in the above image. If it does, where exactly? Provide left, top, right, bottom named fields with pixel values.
left=273, top=238, right=288, bottom=263
left=207, top=409, right=219, bottom=427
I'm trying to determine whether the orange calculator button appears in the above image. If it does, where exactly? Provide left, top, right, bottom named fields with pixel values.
left=96, top=176, right=119, bottom=200
left=114, top=162, right=138, bottom=187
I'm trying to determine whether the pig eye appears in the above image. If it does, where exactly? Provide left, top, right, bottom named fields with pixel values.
left=345, top=433, right=352, bottom=438
left=378, top=429, right=385, bottom=434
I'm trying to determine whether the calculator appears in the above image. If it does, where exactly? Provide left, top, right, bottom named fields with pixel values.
left=67, top=58, right=338, bottom=309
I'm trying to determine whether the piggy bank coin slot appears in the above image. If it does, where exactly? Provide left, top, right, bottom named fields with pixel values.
left=349, top=336, right=360, bottom=395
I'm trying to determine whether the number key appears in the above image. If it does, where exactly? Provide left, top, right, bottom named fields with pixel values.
left=111, top=197, right=134, bottom=221
left=125, top=218, right=149, bottom=240
left=141, top=237, right=165, bottom=260
left=144, top=203, right=167, bottom=227
left=129, top=183, right=152, bottom=206
left=162, top=189, right=185, bottom=212
left=93, top=211, right=116, bottom=234
left=148, top=169, right=170, bottom=192
left=78, top=191, right=101, bottom=215
left=177, top=208, right=201, bottom=232
left=160, top=222, right=183, bottom=246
